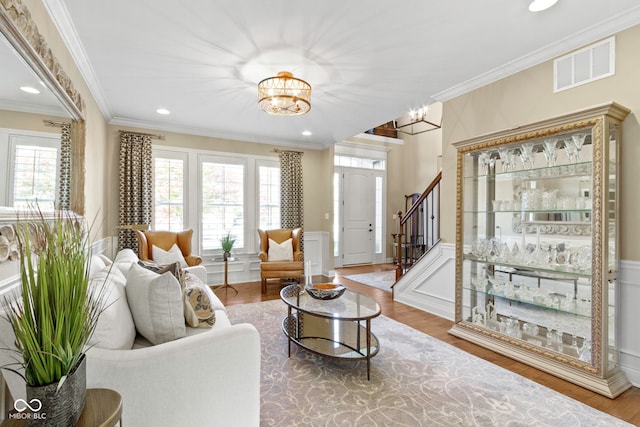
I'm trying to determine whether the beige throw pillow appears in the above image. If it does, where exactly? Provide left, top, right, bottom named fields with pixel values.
left=268, top=237, right=293, bottom=261
left=125, top=263, right=186, bottom=345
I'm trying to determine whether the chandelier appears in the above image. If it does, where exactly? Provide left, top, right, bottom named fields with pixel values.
left=258, top=71, right=311, bottom=116
left=394, top=104, right=441, bottom=135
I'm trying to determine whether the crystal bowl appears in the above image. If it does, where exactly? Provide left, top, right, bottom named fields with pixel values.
left=306, top=283, right=346, bottom=300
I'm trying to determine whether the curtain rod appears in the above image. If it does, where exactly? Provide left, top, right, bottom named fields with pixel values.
left=273, top=148, right=304, bottom=154
left=43, top=120, right=70, bottom=127
left=119, top=130, right=166, bottom=140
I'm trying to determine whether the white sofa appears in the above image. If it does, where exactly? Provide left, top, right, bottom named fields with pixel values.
left=84, top=250, right=261, bottom=426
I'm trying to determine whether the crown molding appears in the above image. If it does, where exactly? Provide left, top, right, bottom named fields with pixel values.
left=433, top=6, right=640, bottom=102
left=42, top=0, right=113, bottom=120
left=110, top=116, right=332, bottom=151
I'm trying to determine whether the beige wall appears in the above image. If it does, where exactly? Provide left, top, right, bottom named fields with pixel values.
left=441, top=24, right=640, bottom=261
left=24, top=0, right=110, bottom=239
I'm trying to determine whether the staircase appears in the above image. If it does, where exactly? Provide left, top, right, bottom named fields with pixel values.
left=394, top=171, right=442, bottom=280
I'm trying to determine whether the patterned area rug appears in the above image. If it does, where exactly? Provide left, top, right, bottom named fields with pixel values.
left=344, top=270, right=395, bottom=292
left=227, top=300, right=630, bottom=427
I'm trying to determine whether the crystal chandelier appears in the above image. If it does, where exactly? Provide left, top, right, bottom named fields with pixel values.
left=258, top=71, right=311, bottom=116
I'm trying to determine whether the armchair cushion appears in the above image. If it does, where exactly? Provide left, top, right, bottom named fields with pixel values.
left=267, top=237, right=293, bottom=261
left=125, top=263, right=186, bottom=345
left=136, top=229, right=202, bottom=266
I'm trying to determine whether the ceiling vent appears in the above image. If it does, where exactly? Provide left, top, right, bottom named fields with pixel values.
left=554, top=36, right=615, bottom=93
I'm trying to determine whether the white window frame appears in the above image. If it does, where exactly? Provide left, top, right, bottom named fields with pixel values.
left=152, top=149, right=188, bottom=231
left=256, top=159, right=281, bottom=232
left=1, top=128, right=61, bottom=208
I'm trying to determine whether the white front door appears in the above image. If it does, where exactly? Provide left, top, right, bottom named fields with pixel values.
left=342, top=168, right=374, bottom=265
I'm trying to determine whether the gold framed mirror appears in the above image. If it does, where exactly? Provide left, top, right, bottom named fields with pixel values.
left=0, top=0, right=85, bottom=215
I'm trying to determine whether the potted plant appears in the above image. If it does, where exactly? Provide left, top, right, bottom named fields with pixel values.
left=2, top=209, right=105, bottom=426
left=220, top=232, right=236, bottom=261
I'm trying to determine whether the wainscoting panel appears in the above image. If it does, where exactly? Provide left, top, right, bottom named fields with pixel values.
left=393, top=242, right=456, bottom=321
left=619, top=259, right=640, bottom=387
left=304, top=231, right=329, bottom=276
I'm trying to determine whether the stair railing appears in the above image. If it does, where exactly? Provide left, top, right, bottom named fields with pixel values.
left=394, top=171, right=442, bottom=280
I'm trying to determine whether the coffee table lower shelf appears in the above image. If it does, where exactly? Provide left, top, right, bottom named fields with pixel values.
left=282, top=312, right=379, bottom=379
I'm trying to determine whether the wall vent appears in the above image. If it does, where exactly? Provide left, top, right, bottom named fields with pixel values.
left=554, top=36, right=615, bottom=93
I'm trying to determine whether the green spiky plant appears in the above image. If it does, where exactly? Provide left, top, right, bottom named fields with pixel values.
left=2, top=209, right=105, bottom=388
left=220, top=231, right=236, bottom=254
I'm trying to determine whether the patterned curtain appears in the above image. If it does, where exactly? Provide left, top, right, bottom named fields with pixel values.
left=118, top=132, right=153, bottom=252
left=57, top=123, right=72, bottom=210
left=279, top=151, right=304, bottom=230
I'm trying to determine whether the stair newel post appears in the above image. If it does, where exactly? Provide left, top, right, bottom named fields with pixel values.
left=396, top=210, right=404, bottom=280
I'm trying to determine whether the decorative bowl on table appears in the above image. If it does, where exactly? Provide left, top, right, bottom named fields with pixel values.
left=306, top=283, right=346, bottom=300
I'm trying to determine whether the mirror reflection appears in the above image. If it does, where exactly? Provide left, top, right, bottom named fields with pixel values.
left=0, top=31, right=74, bottom=211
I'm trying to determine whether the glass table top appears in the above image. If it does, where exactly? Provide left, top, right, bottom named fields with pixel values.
left=280, top=284, right=381, bottom=320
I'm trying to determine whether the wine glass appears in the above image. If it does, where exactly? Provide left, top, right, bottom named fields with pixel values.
left=563, top=138, right=578, bottom=163
left=478, top=152, right=490, bottom=175
left=519, top=143, right=535, bottom=169
left=542, top=138, right=558, bottom=167
left=571, top=133, right=587, bottom=161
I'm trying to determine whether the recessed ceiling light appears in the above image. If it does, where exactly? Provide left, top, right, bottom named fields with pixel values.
left=20, top=86, right=40, bottom=94
left=156, top=108, right=170, bottom=115
left=302, top=130, right=312, bottom=136
left=529, top=0, right=558, bottom=12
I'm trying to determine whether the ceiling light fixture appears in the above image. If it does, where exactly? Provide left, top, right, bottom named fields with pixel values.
left=258, top=71, right=311, bottom=116
left=528, top=0, right=558, bottom=12
left=156, top=108, right=170, bottom=115
left=20, top=86, right=40, bottom=94
left=301, top=130, right=312, bottom=136
left=394, top=104, right=441, bottom=135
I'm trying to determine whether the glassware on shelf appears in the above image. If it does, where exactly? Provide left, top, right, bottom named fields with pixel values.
left=478, top=152, right=490, bottom=175
left=543, top=138, right=558, bottom=167
left=519, top=142, right=535, bottom=169
left=571, top=133, right=587, bottom=161
left=564, top=138, right=578, bottom=163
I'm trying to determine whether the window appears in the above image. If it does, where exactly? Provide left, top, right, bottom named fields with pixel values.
left=375, top=176, right=383, bottom=253
left=201, top=160, right=245, bottom=250
left=10, top=136, right=60, bottom=210
left=153, top=153, right=186, bottom=231
left=258, top=165, right=280, bottom=230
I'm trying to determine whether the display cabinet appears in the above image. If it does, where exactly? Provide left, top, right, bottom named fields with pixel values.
left=448, top=102, right=631, bottom=398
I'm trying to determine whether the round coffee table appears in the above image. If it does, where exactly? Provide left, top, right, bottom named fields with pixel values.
left=280, top=284, right=381, bottom=380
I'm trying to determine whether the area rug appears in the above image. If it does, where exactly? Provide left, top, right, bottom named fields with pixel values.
left=226, top=300, right=630, bottom=427
left=344, top=270, right=395, bottom=292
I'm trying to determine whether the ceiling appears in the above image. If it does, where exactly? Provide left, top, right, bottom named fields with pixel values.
left=25, top=1, right=640, bottom=148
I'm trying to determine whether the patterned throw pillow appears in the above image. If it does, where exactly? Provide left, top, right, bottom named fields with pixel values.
left=182, top=272, right=216, bottom=328
left=137, top=260, right=183, bottom=281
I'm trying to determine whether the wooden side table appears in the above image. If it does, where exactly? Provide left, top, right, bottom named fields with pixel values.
left=211, top=256, right=238, bottom=295
left=2, top=388, right=122, bottom=427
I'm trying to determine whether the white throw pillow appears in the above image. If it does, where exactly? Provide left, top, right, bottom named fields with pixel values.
left=113, top=248, right=139, bottom=275
left=268, top=238, right=293, bottom=262
left=152, top=244, right=188, bottom=268
left=89, top=266, right=136, bottom=350
left=125, top=263, right=186, bottom=345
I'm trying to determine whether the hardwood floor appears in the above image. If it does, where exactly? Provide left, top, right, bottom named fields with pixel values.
left=214, top=263, right=640, bottom=426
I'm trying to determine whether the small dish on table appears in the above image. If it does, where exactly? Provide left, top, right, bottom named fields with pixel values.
left=306, top=283, right=346, bottom=300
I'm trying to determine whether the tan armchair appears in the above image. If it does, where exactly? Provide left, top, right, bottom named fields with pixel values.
left=258, top=228, right=304, bottom=293
left=135, top=229, right=202, bottom=266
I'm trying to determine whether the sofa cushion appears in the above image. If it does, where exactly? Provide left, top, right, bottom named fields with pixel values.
left=182, top=272, right=216, bottom=328
left=89, top=265, right=136, bottom=350
left=268, top=237, right=293, bottom=261
left=152, top=243, right=188, bottom=268
left=125, top=263, right=186, bottom=345
left=113, top=248, right=139, bottom=275
left=138, top=260, right=182, bottom=280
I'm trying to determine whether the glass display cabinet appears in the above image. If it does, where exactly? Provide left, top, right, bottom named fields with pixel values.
left=448, top=103, right=631, bottom=398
